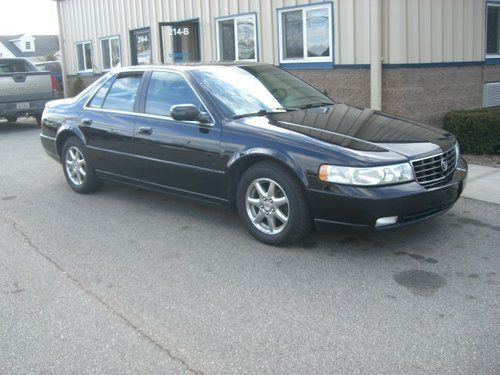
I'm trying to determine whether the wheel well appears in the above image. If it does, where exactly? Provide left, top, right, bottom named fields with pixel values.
left=226, top=155, right=306, bottom=209
left=56, top=131, right=78, bottom=157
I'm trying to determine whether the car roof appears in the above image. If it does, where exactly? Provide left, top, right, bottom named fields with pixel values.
left=115, top=62, right=274, bottom=74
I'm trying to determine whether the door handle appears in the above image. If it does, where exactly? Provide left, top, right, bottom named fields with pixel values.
left=137, top=126, right=153, bottom=135
left=81, top=118, right=92, bottom=126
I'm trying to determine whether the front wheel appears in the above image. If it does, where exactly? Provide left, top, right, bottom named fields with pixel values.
left=6, top=116, right=17, bottom=123
left=236, top=162, right=312, bottom=246
left=61, top=137, right=102, bottom=194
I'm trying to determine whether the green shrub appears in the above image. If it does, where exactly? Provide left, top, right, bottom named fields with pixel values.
left=443, top=107, right=500, bottom=155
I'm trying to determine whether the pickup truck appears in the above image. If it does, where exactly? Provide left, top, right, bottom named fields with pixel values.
left=0, top=58, right=59, bottom=126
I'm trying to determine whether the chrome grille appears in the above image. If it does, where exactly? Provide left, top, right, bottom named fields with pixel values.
left=411, top=146, right=457, bottom=188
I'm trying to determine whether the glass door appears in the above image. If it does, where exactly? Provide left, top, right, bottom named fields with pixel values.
left=130, top=28, right=152, bottom=65
left=159, top=20, right=200, bottom=63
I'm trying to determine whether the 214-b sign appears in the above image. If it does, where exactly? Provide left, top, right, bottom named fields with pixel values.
left=169, top=27, right=190, bottom=36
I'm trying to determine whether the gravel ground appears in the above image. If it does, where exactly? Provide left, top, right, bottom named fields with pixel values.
left=1, top=120, right=499, bottom=374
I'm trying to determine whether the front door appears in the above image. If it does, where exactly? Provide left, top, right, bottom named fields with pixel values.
left=130, top=28, right=152, bottom=65
left=133, top=70, right=224, bottom=200
left=80, top=72, right=144, bottom=178
left=160, top=20, right=200, bottom=63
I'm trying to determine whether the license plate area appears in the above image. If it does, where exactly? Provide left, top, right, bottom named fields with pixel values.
left=16, top=102, right=29, bottom=109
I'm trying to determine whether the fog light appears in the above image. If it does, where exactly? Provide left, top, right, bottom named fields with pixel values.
left=375, top=216, right=398, bottom=227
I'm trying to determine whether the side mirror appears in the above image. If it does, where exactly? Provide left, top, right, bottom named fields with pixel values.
left=319, top=88, right=328, bottom=96
left=170, top=104, right=210, bottom=123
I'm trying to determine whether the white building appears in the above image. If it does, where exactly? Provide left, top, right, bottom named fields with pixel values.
left=55, top=0, right=500, bottom=124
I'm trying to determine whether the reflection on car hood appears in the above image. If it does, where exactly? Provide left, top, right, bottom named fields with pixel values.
left=245, top=103, right=456, bottom=157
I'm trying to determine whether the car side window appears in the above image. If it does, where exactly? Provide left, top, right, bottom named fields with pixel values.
left=144, top=71, right=204, bottom=118
left=102, top=74, right=142, bottom=112
left=88, top=79, right=112, bottom=108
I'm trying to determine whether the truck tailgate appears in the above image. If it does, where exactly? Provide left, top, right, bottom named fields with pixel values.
left=0, top=72, right=54, bottom=103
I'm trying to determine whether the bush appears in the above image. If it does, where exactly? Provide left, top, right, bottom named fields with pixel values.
left=70, top=76, right=86, bottom=97
left=443, top=108, right=500, bottom=155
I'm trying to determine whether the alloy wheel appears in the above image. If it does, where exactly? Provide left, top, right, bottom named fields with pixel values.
left=65, top=146, right=86, bottom=186
left=245, top=178, right=290, bottom=235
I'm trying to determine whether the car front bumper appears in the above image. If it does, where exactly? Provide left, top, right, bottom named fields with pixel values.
left=307, top=157, right=468, bottom=230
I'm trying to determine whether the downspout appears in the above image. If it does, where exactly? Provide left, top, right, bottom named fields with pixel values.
left=370, top=0, right=382, bottom=111
left=56, top=0, right=69, bottom=97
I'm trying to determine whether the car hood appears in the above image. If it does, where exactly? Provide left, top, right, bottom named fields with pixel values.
left=241, top=103, right=456, bottom=158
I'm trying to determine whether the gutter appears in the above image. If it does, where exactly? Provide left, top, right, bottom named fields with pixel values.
left=370, top=0, right=382, bottom=111
left=55, top=0, right=69, bottom=97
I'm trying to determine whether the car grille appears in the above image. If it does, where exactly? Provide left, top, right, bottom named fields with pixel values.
left=411, top=146, right=457, bottom=189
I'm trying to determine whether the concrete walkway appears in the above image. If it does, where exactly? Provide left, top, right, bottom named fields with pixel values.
left=462, top=164, right=500, bottom=205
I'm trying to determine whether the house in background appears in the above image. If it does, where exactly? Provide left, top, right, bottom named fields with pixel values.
left=54, top=0, right=500, bottom=125
left=0, top=34, right=60, bottom=63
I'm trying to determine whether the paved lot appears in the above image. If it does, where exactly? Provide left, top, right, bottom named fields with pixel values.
left=1, top=119, right=499, bottom=374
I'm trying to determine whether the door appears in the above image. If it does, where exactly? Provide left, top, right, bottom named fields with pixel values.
left=130, top=28, right=152, bottom=66
left=80, top=72, right=144, bottom=178
left=133, top=70, right=224, bottom=199
left=159, top=20, right=200, bottom=63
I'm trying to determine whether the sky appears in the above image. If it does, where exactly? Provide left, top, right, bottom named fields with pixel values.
left=0, top=0, right=59, bottom=35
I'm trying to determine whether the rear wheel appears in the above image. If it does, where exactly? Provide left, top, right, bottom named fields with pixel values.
left=236, top=162, right=312, bottom=245
left=61, top=137, right=102, bottom=194
left=6, top=116, right=17, bottom=123
left=35, top=116, right=42, bottom=127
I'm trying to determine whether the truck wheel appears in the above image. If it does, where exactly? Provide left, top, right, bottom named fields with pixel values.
left=61, top=137, right=102, bottom=194
left=236, top=161, right=312, bottom=246
left=6, top=116, right=17, bottom=123
left=35, top=117, right=42, bottom=127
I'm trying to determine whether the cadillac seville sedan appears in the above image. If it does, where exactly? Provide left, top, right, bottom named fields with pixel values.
left=40, top=64, right=467, bottom=245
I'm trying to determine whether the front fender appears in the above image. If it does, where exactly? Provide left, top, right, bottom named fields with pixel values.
left=227, top=147, right=309, bottom=187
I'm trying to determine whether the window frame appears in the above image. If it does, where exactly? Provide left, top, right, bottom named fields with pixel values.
left=277, top=2, right=334, bottom=64
left=100, top=35, right=122, bottom=72
left=215, top=13, right=258, bottom=62
left=84, top=70, right=215, bottom=126
left=76, top=40, right=93, bottom=73
left=486, top=2, right=500, bottom=59
left=25, top=41, right=31, bottom=50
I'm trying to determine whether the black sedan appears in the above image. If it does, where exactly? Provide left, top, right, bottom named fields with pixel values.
left=40, top=64, right=467, bottom=245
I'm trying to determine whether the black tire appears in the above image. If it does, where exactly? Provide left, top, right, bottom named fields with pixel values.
left=35, top=116, right=42, bottom=127
left=6, top=116, right=17, bottom=123
left=236, top=161, right=312, bottom=246
left=61, top=137, right=102, bottom=194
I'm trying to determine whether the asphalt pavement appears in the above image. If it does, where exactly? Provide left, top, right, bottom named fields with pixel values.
left=1, top=119, right=499, bottom=374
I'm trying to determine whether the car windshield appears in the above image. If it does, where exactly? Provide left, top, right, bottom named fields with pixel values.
left=189, top=65, right=334, bottom=118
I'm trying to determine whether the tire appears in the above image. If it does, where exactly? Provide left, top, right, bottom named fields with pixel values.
left=61, top=137, right=102, bottom=194
left=236, top=161, right=312, bottom=246
left=35, top=116, right=42, bottom=127
left=6, top=116, right=17, bottom=123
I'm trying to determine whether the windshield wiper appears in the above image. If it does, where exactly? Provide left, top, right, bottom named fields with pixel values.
left=232, top=108, right=287, bottom=120
left=299, top=102, right=334, bottom=110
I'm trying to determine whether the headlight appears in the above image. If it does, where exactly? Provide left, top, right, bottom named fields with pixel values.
left=318, top=163, right=414, bottom=186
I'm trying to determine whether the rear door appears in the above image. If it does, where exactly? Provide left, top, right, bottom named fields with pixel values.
left=133, top=70, right=225, bottom=199
left=80, top=72, right=144, bottom=179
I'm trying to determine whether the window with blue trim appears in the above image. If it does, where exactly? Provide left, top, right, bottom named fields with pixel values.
left=487, top=3, right=500, bottom=58
left=278, top=3, right=333, bottom=64
left=216, top=14, right=257, bottom=62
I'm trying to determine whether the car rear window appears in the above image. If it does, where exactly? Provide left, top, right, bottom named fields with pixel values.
left=0, top=59, right=36, bottom=73
left=101, top=74, right=142, bottom=112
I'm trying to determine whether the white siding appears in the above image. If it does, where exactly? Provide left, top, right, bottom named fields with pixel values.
left=59, top=0, right=486, bottom=75
left=382, top=0, right=485, bottom=64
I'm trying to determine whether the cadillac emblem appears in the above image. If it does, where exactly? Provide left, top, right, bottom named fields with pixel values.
left=440, top=157, right=448, bottom=172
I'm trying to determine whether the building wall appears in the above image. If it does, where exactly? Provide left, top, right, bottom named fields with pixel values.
left=58, top=0, right=496, bottom=126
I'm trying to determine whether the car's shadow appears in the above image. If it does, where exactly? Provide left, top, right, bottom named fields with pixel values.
left=94, top=179, right=458, bottom=260
left=0, top=120, right=38, bottom=134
